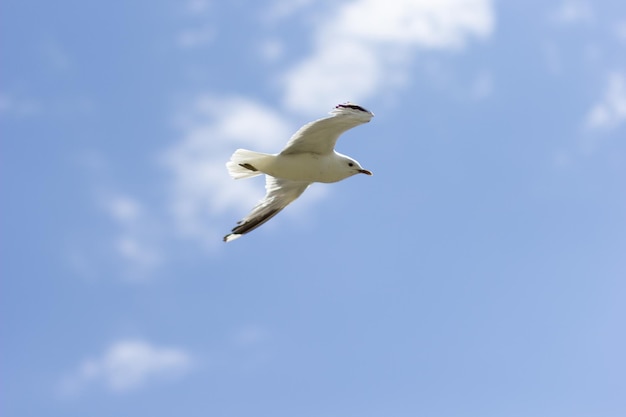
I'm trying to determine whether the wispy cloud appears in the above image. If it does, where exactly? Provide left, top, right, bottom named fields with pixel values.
left=0, top=91, right=94, bottom=120
left=185, top=0, right=211, bottom=15
left=100, top=193, right=162, bottom=278
left=178, top=0, right=215, bottom=49
left=615, top=19, right=626, bottom=43
left=281, top=0, right=495, bottom=114
left=258, top=38, right=285, bottom=62
left=41, top=40, right=72, bottom=72
left=231, top=325, right=270, bottom=348
left=178, top=25, right=215, bottom=49
left=161, top=95, right=295, bottom=245
left=585, top=72, right=626, bottom=131
left=470, top=71, right=494, bottom=100
left=0, top=92, right=42, bottom=118
left=105, top=195, right=143, bottom=223
left=265, top=0, right=315, bottom=22
left=552, top=1, right=594, bottom=25
left=60, top=340, right=193, bottom=395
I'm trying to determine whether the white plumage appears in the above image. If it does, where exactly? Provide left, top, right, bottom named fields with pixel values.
left=223, top=103, right=374, bottom=242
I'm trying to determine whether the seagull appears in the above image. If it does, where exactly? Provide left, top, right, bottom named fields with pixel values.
left=223, top=103, right=374, bottom=242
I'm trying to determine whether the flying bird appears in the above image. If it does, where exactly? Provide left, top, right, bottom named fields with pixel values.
left=223, top=103, right=374, bottom=242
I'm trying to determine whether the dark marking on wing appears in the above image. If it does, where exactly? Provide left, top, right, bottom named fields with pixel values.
left=239, top=163, right=258, bottom=172
left=336, top=103, right=370, bottom=113
left=223, top=208, right=282, bottom=241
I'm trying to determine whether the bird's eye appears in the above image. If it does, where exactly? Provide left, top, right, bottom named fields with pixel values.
left=348, top=162, right=354, bottom=167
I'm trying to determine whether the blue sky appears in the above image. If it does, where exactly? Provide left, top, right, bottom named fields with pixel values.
left=2, top=0, right=626, bottom=416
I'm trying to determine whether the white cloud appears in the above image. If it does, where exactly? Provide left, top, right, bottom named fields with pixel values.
left=60, top=340, right=192, bottom=395
left=101, top=194, right=162, bottom=277
left=0, top=93, right=42, bottom=118
left=542, top=41, right=562, bottom=75
left=185, top=0, right=211, bottom=15
left=0, top=94, right=10, bottom=113
left=585, top=72, right=626, bottom=131
left=470, top=71, right=493, bottom=100
left=281, top=0, right=495, bottom=114
left=162, top=96, right=294, bottom=244
left=115, top=236, right=160, bottom=271
left=553, top=1, right=593, bottom=25
left=283, top=40, right=382, bottom=113
left=264, top=0, right=316, bottom=22
left=178, top=1, right=214, bottom=48
left=615, top=20, right=626, bottom=42
left=178, top=25, right=215, bottom=49
left=105, top=195, right=142, bottom=223
left=232, top=325, right=269, bottom=347
left=258, top=38, right=285, bottom=62
left=328, top=0, right=493, bottom=47
left=42, top=40, right=72, bottom=72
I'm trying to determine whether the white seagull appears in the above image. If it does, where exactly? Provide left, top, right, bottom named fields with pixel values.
left=223, top=103, right=374, bottom=242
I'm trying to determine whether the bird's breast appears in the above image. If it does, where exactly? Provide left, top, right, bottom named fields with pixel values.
left=267, top=154, right=340, bottom=183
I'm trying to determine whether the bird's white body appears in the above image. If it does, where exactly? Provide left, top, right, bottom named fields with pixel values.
left=228, top=151, right=361, bottom=183
left=224, top=103, right=374, bottom=242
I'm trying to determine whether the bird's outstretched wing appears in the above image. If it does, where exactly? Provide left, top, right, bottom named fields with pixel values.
left=223, top=176, right=311, bottom=242
left=279, top=103, right=373, bottom=156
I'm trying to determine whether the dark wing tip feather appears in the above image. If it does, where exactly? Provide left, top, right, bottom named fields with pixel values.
left=335, top=103, right=370, bottom=113
left=223, top=208, right=283, bottom=242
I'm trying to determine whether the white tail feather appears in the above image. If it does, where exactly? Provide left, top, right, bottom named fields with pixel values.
left=226, top=149, right=272, bottom=179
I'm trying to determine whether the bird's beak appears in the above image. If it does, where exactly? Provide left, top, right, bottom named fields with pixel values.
left=359, top=169, right=373, bottom=176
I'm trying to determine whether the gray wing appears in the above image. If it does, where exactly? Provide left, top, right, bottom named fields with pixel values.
left=223, top=176, right=311, bottom=242
left=279, top=114, right=370, bottom=156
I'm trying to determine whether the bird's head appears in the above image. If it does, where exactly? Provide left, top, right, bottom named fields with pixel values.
left=340, top=155, right=373, bottom=178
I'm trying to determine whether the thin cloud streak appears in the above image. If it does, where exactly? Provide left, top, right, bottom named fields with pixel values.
left=100, top=193, right=162, bottom=277
left=60, top=340, right=192, bottom=395
left=585, top=72, right=626, bottom=131
left=552, top=0, right=594, bottom=25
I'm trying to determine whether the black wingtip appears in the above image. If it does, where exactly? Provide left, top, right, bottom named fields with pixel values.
left=223, top=208, right=282, bottom=243
left=335, top=102, right=370, bottom=113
